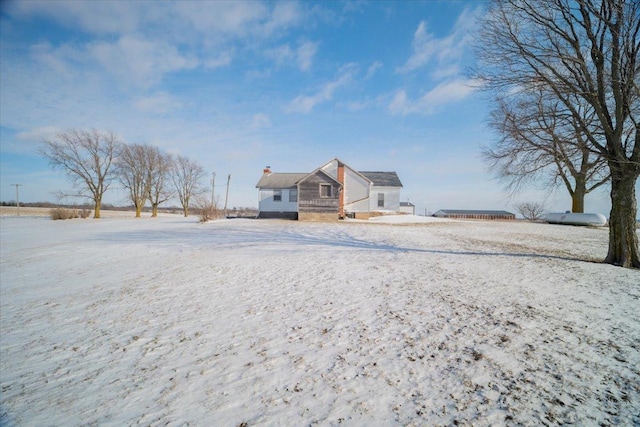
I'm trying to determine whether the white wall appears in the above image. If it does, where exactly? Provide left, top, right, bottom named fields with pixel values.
left=343, top=168, right=370, bottom=212
left=321, top=161, right=338, bottom=179
left=259, top=189, right=298, bottom=212
left=399, top=205, right=415, bottom=214
left=369, top=187, right=401, bottom=212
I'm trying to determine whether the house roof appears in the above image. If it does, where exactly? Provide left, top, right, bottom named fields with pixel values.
left=358, top=171, right=403, bottom=187
left=400, top=201, right=415, bottom=207
left=255, top=173, right=307, bottom=188
left=298, top=168, right=342, bottom=186
left=256, top=162, right=403, bottom=189
left=434, top=209, right=515, bottom=216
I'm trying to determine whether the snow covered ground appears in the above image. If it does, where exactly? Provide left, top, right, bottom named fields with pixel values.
left=1, top=215, right=638, bottom=426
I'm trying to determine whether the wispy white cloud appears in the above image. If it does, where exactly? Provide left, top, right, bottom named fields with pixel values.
left=263, top=2, right=303, bottom=36
left=174, top=1, right=269, bottom=37
left=204, top=51, right=233, bottom=69
left=396, top=21, right=438, bottom=74
left=7, top=1, right=303, bottom=42
left=396, top=7, right=479, bottom=74
left=365, top=61, right=383, bottom=79
left=342, top=93, right=388, bottom=112
left=388, top=79, right=478, bottom=115
left=6, top=1, right=307, bottom=83
left=285, top=64, right=357, bottom=113
left=16, top=126, right=61, bottom=143
left=388, top=90, right=409, bottom=115
left=430, top=65, right=460, bottom=80
left=5, top=0, right=146, bottom=35
left=267, top=39, right=319, bottom=71
left=89, top=36, right=198, bottom=88
left=390, top=7, right=481, bottom=116
left=133, top=92, right=182, bottom=115
left=29, top=42, right=82, bottom=78
left=251, top=113, right=272, bottom=129
left=296, top=40, right=319, bottom=71
left=267, top=44, right=293, bottom=65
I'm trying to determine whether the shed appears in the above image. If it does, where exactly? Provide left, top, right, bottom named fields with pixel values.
left=433, top=209, right=515, bottom=220
left=399, top=201, right=415, bottom=215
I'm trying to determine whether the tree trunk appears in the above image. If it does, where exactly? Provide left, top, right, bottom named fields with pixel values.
left=151, top=203, right=158, bottom=217
left=182, top=196, right=189, bottom=217
left=94, top=197, right=101, bottom=219
left=135, top=204, right=142, bottom=218
left=605, top=167, right=640, bottom=268
left=571, top=179, right=586, bottom=213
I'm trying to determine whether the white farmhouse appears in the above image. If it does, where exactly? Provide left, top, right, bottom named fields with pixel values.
left=256, top=158, right=403, bottom=221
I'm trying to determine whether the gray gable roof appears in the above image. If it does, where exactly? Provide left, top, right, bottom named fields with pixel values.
left=256, top=164, right=403, bottom=189
left=359, top=171, right=403, bottom=187
left=255, top=173, right=307, bottom=188
left=297, top=168, right=342, bottom=185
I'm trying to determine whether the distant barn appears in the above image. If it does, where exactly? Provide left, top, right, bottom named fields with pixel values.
left=433, top=209, right=516, bottom=220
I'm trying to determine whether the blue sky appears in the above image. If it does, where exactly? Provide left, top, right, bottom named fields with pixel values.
left=0, top=0, right=619, bottom=215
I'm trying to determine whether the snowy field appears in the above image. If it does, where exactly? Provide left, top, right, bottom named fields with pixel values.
left=1, top=215, right=638, bottom=426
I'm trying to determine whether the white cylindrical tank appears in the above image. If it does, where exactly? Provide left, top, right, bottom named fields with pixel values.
left=545, top=212, right=607, bottom=226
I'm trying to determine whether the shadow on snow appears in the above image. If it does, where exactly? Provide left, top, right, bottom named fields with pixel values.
left=94, top=223, right=592, bottom=264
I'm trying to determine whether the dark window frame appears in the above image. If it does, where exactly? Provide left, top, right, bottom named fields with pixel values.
left=319, top=184, right=332, bottom=198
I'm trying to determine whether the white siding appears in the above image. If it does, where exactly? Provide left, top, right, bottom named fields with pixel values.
left=320, top=159, right=373, bottom=213
left=399, top=204, right=415, bottom=214
left=369, top=187, right=401, bottom=212
left=259, top=189, right=298, bottom=212
left=343, top=168, right=371, bottom=212
left=320, top=160, right=339, bottom=180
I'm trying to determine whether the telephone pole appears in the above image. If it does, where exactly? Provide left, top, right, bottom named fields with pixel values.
left=11, top=184, right=22, bottom=216
left=224, top=174, right=231, bottom=218
left=211, top=172, right=216, bottom=207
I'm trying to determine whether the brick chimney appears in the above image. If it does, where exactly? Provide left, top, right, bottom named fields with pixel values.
left=263, top=166, right=271, bottom=174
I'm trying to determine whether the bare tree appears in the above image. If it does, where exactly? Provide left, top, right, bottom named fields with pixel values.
left=171, top=155, right=205, bottom=217
left=115, top=144, right=149, bottom=218
left=476, top=0, right=640, bottom=268
left=483, top=91, right=610, bottom=212
left=516, top=202, right=546, bottom=221
left=39, top=129, right=120, bottom=219
left=146, top=147, right=174, bottom=217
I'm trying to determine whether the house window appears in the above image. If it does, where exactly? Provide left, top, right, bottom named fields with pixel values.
left=377, top=193, right=385, bottom=208
left=289, top=189, right=297, bottom=202
left=273, top=190, right=282, bottom=202
left=320, top=184, right=332, bottom=198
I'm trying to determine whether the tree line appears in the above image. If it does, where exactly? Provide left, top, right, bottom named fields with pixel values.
left=39, top=129, right=207, bottom=219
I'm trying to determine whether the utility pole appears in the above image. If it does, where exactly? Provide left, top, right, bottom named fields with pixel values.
left=224, top=174, right=231, bottom=218
left=211, top=172, right=216, bottom=207
left=11, top=184, right=22, bottom=216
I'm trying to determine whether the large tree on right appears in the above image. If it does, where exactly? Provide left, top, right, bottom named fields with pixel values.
left=477, top=0, right=639, bottom=268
